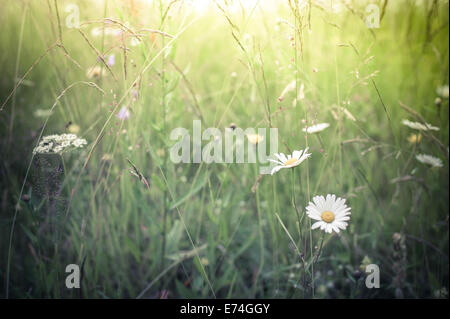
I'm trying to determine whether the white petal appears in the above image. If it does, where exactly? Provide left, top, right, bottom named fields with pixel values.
left=311, top=221, right=324, bottom=229
left=306, top=204, right=321, bottom=216
left=298, top=151, right=311, bottom=164
left=308, top=212, right=322, bottom=221
left=278, top=153, right=288, bottom=163
left=313, top=196, right=326, bottom=211
left=292, top=150, right=302, bottom=160
left=274, top=153, right=284, bottom=162
left=271, top=165, right=283, bottom=175
left=332, top=224, right=340, bottom=233
left=335, top=216, right=350, bottom=222
left=268, top=159, right=283, bottom=165
left=335, top=221, right=348, bottom=229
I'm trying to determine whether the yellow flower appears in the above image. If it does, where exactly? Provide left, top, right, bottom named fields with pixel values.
left=407, top=133, right=421, bottom=144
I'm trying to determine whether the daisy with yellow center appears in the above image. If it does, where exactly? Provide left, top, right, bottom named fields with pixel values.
left=306, top=194, right=351, bottom=234
left=269, top=148, right=311, bottom=175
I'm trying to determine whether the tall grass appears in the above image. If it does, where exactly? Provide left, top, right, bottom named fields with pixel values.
left=0, top=0, right=448, bottom=298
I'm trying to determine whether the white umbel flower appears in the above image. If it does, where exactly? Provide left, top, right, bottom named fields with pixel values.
left=416, top=154, right=443, bottom=168
left=269, top=148, right=311, bottom=175
left=33, top=134, right=87, bottom=155
left=402, top=119, right=439, bottom=131
left=302, top=123, right=330, bottom=134
left=306, top=194, right=351, bottom=234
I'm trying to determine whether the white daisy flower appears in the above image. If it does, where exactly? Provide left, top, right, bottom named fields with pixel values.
left=306, top=194, right=351, bottom=234
left=269, top=148, right=311, bottom=175
left=302, top=123, right=330, bottom=134
left=402, top=119, right=439, bottom=131
left=416, top=154, right=443, bottom=168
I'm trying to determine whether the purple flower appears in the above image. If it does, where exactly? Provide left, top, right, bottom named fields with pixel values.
left=117, top=106, right=130, bottom=120
left=107, top=54, right=115, bottom=66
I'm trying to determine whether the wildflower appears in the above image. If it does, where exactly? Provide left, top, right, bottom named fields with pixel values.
left=269, top=148, right=311, bottom=175
left=436, top=84, right=449, bottom=99
left=407, top=133, right=421, bottom=144
left=435, top=97, right=442, bottom=106
left=246, top=133, right=264, bottom=145
left=415, top=154, right=443, bottom=168
left=303, top=123, right=330, bottom=134
left=72, top=138, right=87, bottom=148
left=33, top=134, right=87, bottom=155
left=117, top=106, right=130, bottom=120
left=107, top=54, right=115, bottom=66
left=306, top=194, right=351, bottom=234
left=401, top=119, right=439, bottom=131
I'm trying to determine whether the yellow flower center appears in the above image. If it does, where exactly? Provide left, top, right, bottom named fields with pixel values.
left=284, top=158, right=298, bottom=166
left=321, top=211, right=335, bottom=223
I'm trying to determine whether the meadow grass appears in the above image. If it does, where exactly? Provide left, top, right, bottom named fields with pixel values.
left=0, top=0, right=448, bottom=298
